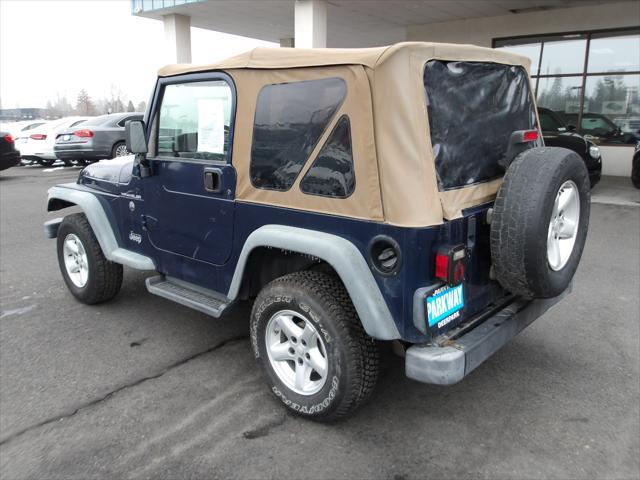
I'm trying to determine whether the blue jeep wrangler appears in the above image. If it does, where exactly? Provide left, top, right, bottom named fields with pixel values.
left=45, top=43, right=590, bottom=420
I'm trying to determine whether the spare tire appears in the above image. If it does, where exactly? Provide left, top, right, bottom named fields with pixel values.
left=490, top=147, right=590, bottom=298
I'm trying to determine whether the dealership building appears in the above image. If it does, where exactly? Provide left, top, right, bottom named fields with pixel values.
left=132, top=0, right=640, bottom=176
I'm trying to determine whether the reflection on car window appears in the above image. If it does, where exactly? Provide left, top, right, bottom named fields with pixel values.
left=300, top=116, right=354, bottom=198
left=250, top=78, right=346, bottom=191
left=70, top=120, right=86, bottom=128
left=158, top=80, right=232, bottom=160
left=538, top=111, right=564, bottom=131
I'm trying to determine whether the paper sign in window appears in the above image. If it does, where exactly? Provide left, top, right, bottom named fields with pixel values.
left=197, top=98, right=225, bottom=153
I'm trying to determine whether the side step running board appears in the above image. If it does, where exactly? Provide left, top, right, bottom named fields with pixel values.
left=145, top=275, right=232, bottom=318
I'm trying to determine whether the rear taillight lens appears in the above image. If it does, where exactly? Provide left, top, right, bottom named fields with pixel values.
left=523, top=130, right=539, bottom=142
left=30, top=133, right=47, bottom=140
left=74, top=129, right=93, bottom=138
left=3, top=134, right=14, bottom=143
left=435, top=245, right=467, bottom=286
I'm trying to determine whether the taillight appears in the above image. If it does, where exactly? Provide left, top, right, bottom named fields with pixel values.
left=74, top=129, right=93, bottom=138
left=435, top=245, right=467, bottom=286
left=30, top=133, right=47, bottom=140
left=3, top=134, right=14, bottom=143
left=523, top=130, right=539, bottom=142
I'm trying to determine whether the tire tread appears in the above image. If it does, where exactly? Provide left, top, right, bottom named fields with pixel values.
left=253, top=271, right=379, bottom=421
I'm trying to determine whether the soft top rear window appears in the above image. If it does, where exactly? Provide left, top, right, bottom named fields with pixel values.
left=424, top=60, right=536, bottom=190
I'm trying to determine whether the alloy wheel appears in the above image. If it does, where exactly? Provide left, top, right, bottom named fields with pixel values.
left=265, top=309, right=328, bottom=395
left=547, top=180, right=580, bottom=271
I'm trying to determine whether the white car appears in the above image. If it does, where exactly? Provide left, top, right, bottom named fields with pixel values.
left=19, top=116, right=91, bottom=166
left=1, top=120, right=47, bottom=139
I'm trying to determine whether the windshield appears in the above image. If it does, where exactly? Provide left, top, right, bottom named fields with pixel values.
left=424, top=61, right=536, bottom=190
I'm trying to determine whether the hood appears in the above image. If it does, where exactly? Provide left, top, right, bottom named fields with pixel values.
left=79, top=155, right=134, bottom=186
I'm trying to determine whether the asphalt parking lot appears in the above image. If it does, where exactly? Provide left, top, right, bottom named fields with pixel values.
left=1, top=165, right=639, bottom=479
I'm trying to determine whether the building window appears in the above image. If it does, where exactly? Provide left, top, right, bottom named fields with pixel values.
left=495, top=28, right=640, bottom=145
left=250, top=78, right=346, bottom=191
left=300, top=116, right=355, bottom=198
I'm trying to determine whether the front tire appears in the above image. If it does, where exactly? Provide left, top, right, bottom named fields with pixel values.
left=57, top=213, right=123, bottom=304
left=251, top=271, right=379, bottom=421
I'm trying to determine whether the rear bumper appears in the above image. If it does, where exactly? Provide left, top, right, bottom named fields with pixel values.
left=54, top=144, right=109, bottom=160
left=405, top=286, right=570, bottom=385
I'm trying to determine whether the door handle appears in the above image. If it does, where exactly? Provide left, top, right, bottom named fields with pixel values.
left=204, top=168, right=222, bottom=193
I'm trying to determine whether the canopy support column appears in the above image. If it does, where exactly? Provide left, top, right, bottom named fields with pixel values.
left=163, top=13, right=192, bottom=63
left=295, top=0, right=327, bottom=48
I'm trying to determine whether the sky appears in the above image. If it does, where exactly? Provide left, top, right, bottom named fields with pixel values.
left=0, top=0, right=276, bottom=109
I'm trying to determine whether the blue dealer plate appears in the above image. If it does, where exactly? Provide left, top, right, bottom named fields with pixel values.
left=426, top=284, right=465, bottom=328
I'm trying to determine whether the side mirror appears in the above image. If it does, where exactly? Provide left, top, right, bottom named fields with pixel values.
left=125, top=120, right=148, bottom=154
left=566, top=124, right=576, bottom=132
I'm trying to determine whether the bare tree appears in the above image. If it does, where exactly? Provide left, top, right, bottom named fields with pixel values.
left=46, top=93, right=74, bottom=118
left=137, top=101, right=147, bottom=113
left=126, top=100, right=135, bottom=112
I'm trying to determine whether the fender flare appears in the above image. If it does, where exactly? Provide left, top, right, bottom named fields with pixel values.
left=47, top=185, right=155, bottom=270
left=228, top=225, right=400, bottom=340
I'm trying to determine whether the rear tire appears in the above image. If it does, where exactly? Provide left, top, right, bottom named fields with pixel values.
left=112, top=141, right=129, bottom=158
left=490, top=147, right=590, bottom=298
left=37, top=158, right=55, bottom=167
left=251, top=271, right=379, bottom=421
left=57, top=213, right=123, bottom=304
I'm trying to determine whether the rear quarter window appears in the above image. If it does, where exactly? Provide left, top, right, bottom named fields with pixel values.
left=250, top=77, right=346, bottom=191
left=424, top=61, right=536, bottom=190
left=300, top=115, right=355, bottom=198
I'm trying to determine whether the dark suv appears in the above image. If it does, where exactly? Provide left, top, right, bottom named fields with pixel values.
left=538, top=107, right=602, bottom=187
left=44, top=43, right=591, bottom=421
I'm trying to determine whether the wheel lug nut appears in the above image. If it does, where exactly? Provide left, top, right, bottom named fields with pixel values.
left=297, top=358, right=303, bottom=365
left=305, top=353, right=310, bottom=360
left=288, top=347, right=295, bottom=355
left=301, top=340, right=306, bottom=346
left=290, top=336, right=297, bottom=343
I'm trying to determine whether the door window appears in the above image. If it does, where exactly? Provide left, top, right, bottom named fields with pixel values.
left=157, top=80, right=233, bottom=161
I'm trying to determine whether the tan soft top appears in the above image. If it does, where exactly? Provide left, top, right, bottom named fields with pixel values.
left=158, top=42, right=530, bottom=76
left=158, top=43, right=534, bottom=227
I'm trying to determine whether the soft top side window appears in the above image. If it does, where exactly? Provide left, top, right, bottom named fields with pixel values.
left=300, top=115, right=355, bottom=198
left=157, top=80, right=232, bottom=161
left=250, top=77, right=346, bottom=191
